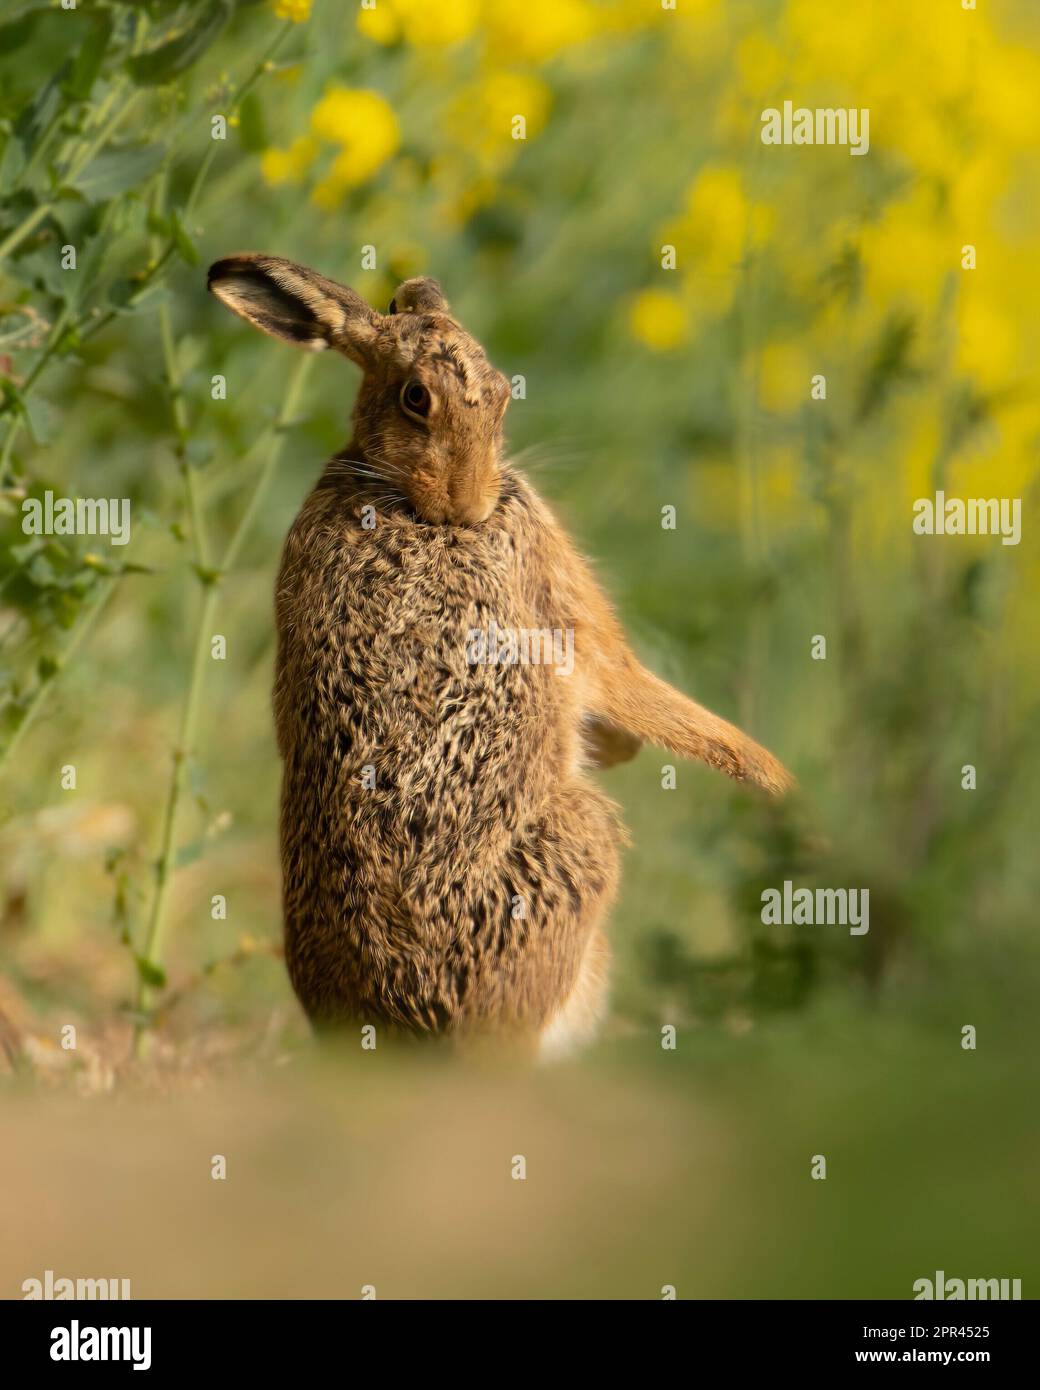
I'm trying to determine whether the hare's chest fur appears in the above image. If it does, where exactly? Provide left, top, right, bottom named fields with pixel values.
left=273, top=475, right=581, bottom=851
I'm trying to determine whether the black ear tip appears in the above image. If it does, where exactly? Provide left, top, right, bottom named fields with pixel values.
left=208, top=254, right=272, bottom=291
left=387, top=297, right=397, bottom=315
left=207, top=257, right=242, bottom=292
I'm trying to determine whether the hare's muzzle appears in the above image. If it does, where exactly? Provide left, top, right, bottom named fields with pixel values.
left=410, top=449, right=501, bottom=527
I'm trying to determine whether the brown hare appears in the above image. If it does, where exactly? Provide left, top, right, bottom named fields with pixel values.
left=208, top=254, right=792, bottom=1057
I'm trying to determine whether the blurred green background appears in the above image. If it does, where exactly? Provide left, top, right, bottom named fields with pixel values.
left=0, top=0, right=1038, bottom=1298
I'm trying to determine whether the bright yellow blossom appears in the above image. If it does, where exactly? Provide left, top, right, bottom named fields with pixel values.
left=259, top=136, right=318, bottom=187
left=444, top=71, right=550, bottom=172
left=955, top=291, right=1018, bottom=393
left=758, top=341, right=813, bottom=414
left=629, top=290, right=687, bottom=352
left=309, top=87, right=400, bottom=192
left=357, top=3, right=401, bottom=46
left=484, top=0, right=596, bottom=64
left=659, top=165, right=773, bottom=317
left=272, top=0, right=311, bottom=22
left=358, top=0, right=480, bottom=47
left=737, top=32, right=786, bottom=97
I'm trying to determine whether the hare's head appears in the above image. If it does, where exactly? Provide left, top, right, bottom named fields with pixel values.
left=208, top=254, right=511, bottom=525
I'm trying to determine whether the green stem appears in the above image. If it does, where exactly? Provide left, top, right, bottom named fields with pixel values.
left=0, top=416, right=23, bottom=478
left=153, top=163, right=210, bottom=572
left=160, top=301, right=210, bottom=569
left=17, top=105, right=66, bottom=189
left=221, top=355, right=312, bottom=576
left=132, top=579, right=218, bottom=1040
left=64, top=81, right=140, bottom=185
left=0, top=204, right=51, bottom=264
left=0, top=305, right=73, bottom=476
left=132, top=353, right=312, bottom=1050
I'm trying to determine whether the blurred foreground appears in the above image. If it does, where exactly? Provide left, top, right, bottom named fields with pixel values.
left=3, top=990, right=1037, bottom=1300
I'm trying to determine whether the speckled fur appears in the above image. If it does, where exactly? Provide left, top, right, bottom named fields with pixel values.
left=208, top=255, right=792, bottom=1050
left=273, top=467, right=623, bottom=1038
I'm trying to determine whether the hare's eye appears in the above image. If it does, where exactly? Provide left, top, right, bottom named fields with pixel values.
left=400, top=380, right=431, bottom=420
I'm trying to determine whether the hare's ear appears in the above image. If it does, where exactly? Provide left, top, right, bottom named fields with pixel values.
left=387, top=276, right=449, bottom=316
left=207, top=253, right=381, bottom=367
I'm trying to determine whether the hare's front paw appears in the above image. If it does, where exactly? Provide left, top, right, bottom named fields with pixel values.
left=582, top=716, right=642, bottom=769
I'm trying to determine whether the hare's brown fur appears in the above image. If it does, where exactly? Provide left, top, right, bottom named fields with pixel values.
left=275, top=467, right=622, bottom=1040
left=208, top=254, right=792, bottom=1054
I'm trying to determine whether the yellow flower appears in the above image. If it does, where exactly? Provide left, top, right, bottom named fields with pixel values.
left=259, top=135, right=318, bottom=187
left=949, top=410, right=1039, bottom=502
left=737, top=32, right=785, bottom=96
left=272, top=0, right=312, bottom=22
left=629, top=290, right=687, bottom=352
left=902, top=415, right=941, bottom=519
left=858, top=192, right=950, bottom=315
left=955, top=290, right=1018, bottom=392
left=406, top=0, right=480, bottom=46
left=685, top=166, right=766, bottom=271
left=357, top=2, right=401, bottom=46
left=309, top=87, right=400, bottom=190
left=484, top=0, right=596, bottom=63
left=985, top=46, right=1040, bottom=145
left=443, top=72, right=550, bottom=171
left=659, top=165, right=771, bottom=317
left=761, top=446, right=799, bottom=520
left=758, top=341, right=813, bottom=413
left=600, top=0, right=687, bottom=36
left=358, top=0, right=479, bottom=47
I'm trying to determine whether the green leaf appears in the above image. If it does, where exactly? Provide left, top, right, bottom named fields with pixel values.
left=185, top=439, right=214, bottom=468
left=23, top=393, right=58, bottom=445
left=107, top=276, right=172, bottom=313
left=0, top=12, right=40, bottom=59
left=134, top=955, right=167, bottom=989
left=70, top=143, right=167, bottom=202
left=26, top=552, right=58, bottom=588
left=0, top=133, right=27, bottom=194
left=126, top=1, right=234, bottom=87
left=4, top=234, right=74, bottom=296
left=174, top=838, right=205, bottom=868
left=237, top=91, right=268, bottom=153
left=170, top=207, right=199, bottom=266
left=8, top=539, right=44, bottom=566
left=66, top=15, right=114, bottom=102
left=3, top=702, right=29, bottom=737
left=1, top=378, right=27, bottom=414
left=14, top=64, right=66, bottom=149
